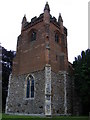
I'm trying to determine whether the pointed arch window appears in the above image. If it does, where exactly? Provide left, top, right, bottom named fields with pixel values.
left=31, top=31, right=36, bottom=41
left=55, top=31, right=60, bottom=43
left=25, top=75, right=34, bottom=99
left=55, top=33, right=59, bottom=43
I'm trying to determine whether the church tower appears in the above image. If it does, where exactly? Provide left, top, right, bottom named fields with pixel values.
left=6, top=2, right=72, bottom=116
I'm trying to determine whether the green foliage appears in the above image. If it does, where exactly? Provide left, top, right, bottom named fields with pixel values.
left=73, top=49, right=90, bottom=115
left=2, top=47, right=16, bottom=112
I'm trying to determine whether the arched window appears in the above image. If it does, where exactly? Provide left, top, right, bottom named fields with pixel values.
left=55, top=33, right=59, bottom=43
left=31, top=31, right=36, bottom=41
left=26, top=79, right=30, bottom=98
left=25, top=75, right=34, bottom=98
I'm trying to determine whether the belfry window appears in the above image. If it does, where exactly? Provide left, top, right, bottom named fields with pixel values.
left=31, top=31, right=36, bottom=41
left=26, top=75, right=34, bottom=99
left=55, top=33, right=59, bottom=43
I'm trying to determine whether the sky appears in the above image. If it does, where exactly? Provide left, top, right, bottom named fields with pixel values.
left=0, top=0, right=89, bottom=63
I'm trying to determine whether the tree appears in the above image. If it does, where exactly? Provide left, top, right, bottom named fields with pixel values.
left=2, top=46, right=16, bottom=112
left=73, top=49, right=90, bottom=115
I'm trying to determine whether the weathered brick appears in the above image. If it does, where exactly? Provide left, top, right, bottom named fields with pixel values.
left=6, top=2, right=73, bottom=116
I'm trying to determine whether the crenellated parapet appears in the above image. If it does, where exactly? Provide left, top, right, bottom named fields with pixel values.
left=21, top=2, right=67, bottom=36
left=6, top=2, right=73, bottom=117
left=21, top=14, right=67, bottom=36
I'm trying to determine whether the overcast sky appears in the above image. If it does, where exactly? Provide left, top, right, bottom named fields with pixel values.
left=0, top=0, right=89, bottom=63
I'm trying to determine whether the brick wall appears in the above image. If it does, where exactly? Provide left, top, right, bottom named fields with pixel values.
left=12, top=16, right=68, bottom=76
left=6, top=3, right=73, bottom=116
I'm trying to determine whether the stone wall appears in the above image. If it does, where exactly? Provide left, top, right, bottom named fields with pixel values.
left=51, top=71, right=72, bottom=115
left=51, top=71, right=64, bottom=115
left=6, top=70, right=45, bottom=115
left=5, top=3, right=73, bottom=116
left=6, top=69, right=72, bottom=116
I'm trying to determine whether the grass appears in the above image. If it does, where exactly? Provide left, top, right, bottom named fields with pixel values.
left=1, top=114, right=89, bottom=120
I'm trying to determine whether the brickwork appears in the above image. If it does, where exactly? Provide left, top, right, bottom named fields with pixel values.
left=6, top=2, right=73, bottom=116
left=12, top=2, right=68, bottom=76
left=13, top=22, right=46, bottom=75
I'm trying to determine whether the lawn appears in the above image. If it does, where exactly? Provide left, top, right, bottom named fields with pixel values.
left=2, top=114, right=89, bottom=120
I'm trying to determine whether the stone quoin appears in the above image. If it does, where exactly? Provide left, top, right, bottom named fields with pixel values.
left=5, top=2, right=73, bottom=116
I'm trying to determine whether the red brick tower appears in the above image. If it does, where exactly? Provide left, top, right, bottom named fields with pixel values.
left=6, top=2, right=72, bottom=116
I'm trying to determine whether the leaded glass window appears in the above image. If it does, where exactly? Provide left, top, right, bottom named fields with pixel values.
left=26, top=75, right=34, bottom=98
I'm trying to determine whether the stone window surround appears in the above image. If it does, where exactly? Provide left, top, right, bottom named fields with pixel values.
left=24, top=74, right=35, bottom=100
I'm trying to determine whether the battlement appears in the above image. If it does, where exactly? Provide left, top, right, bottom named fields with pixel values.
left=6, top=3, right=73, bottom=117
left=22, top=13, right=67, bottom=36
left=23, top=13, right=44, bottom=30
